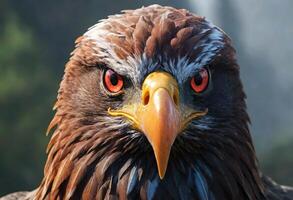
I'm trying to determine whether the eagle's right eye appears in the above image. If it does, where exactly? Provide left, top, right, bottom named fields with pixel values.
left=190, top=68, right=209, bottom=94
left=103, top=69, right=124, bottom=93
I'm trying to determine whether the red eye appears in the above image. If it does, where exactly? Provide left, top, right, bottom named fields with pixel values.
left=103, top=69, right=124, bottom=93
left=190, top=68, right=209, bottom=93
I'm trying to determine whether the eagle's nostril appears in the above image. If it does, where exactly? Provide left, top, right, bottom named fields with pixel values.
left=142, top=90, right=150, bottom=105
left=173, top=93, right=179, bottom=106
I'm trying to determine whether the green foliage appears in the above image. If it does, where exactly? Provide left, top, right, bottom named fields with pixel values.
left=0, top=14, right=32, bottom=98
left=260, top=136, right=293, bottom=186
left=0, top=12, right=54, bottom=195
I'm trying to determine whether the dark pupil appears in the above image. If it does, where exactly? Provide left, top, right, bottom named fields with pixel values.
left=110, top=73, right=118, bottom=85
left=194, top=72, right=203, bottom=85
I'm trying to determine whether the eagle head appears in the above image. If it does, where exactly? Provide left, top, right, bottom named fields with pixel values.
left=36, top=4, right=265, bottom=200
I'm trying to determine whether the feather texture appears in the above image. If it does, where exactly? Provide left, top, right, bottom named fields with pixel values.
left=1, top=4, right=290, bottom=200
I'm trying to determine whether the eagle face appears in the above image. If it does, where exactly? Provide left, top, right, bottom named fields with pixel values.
left=37, top=5, right=265, bottom=200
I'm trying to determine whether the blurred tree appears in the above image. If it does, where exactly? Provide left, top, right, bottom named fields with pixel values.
left=0, top=9, right=53, bottom=195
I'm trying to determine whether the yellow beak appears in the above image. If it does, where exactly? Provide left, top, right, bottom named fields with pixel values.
left=108, top=72, right=207, bottom=179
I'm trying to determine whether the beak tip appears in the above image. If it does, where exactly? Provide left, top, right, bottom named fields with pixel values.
left=153, top=148, right=169, bottom=180
left=158, top=172, right=165, bottom=180
left=156, top=160, right=168, bottom=180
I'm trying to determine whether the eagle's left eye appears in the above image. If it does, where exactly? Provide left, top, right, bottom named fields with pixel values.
left=190, top=68, right=209, bottom=93
left=103, top=69, right=124, bottom=93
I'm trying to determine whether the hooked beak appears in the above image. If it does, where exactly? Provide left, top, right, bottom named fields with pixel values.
left=108, top=71, right=207, bottom=179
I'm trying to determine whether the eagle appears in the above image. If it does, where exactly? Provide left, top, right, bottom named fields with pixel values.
left=1, top=4, right=293, bottom=200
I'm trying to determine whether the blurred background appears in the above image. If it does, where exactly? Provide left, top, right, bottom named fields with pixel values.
left=0, top=0, right=292, bottom=196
